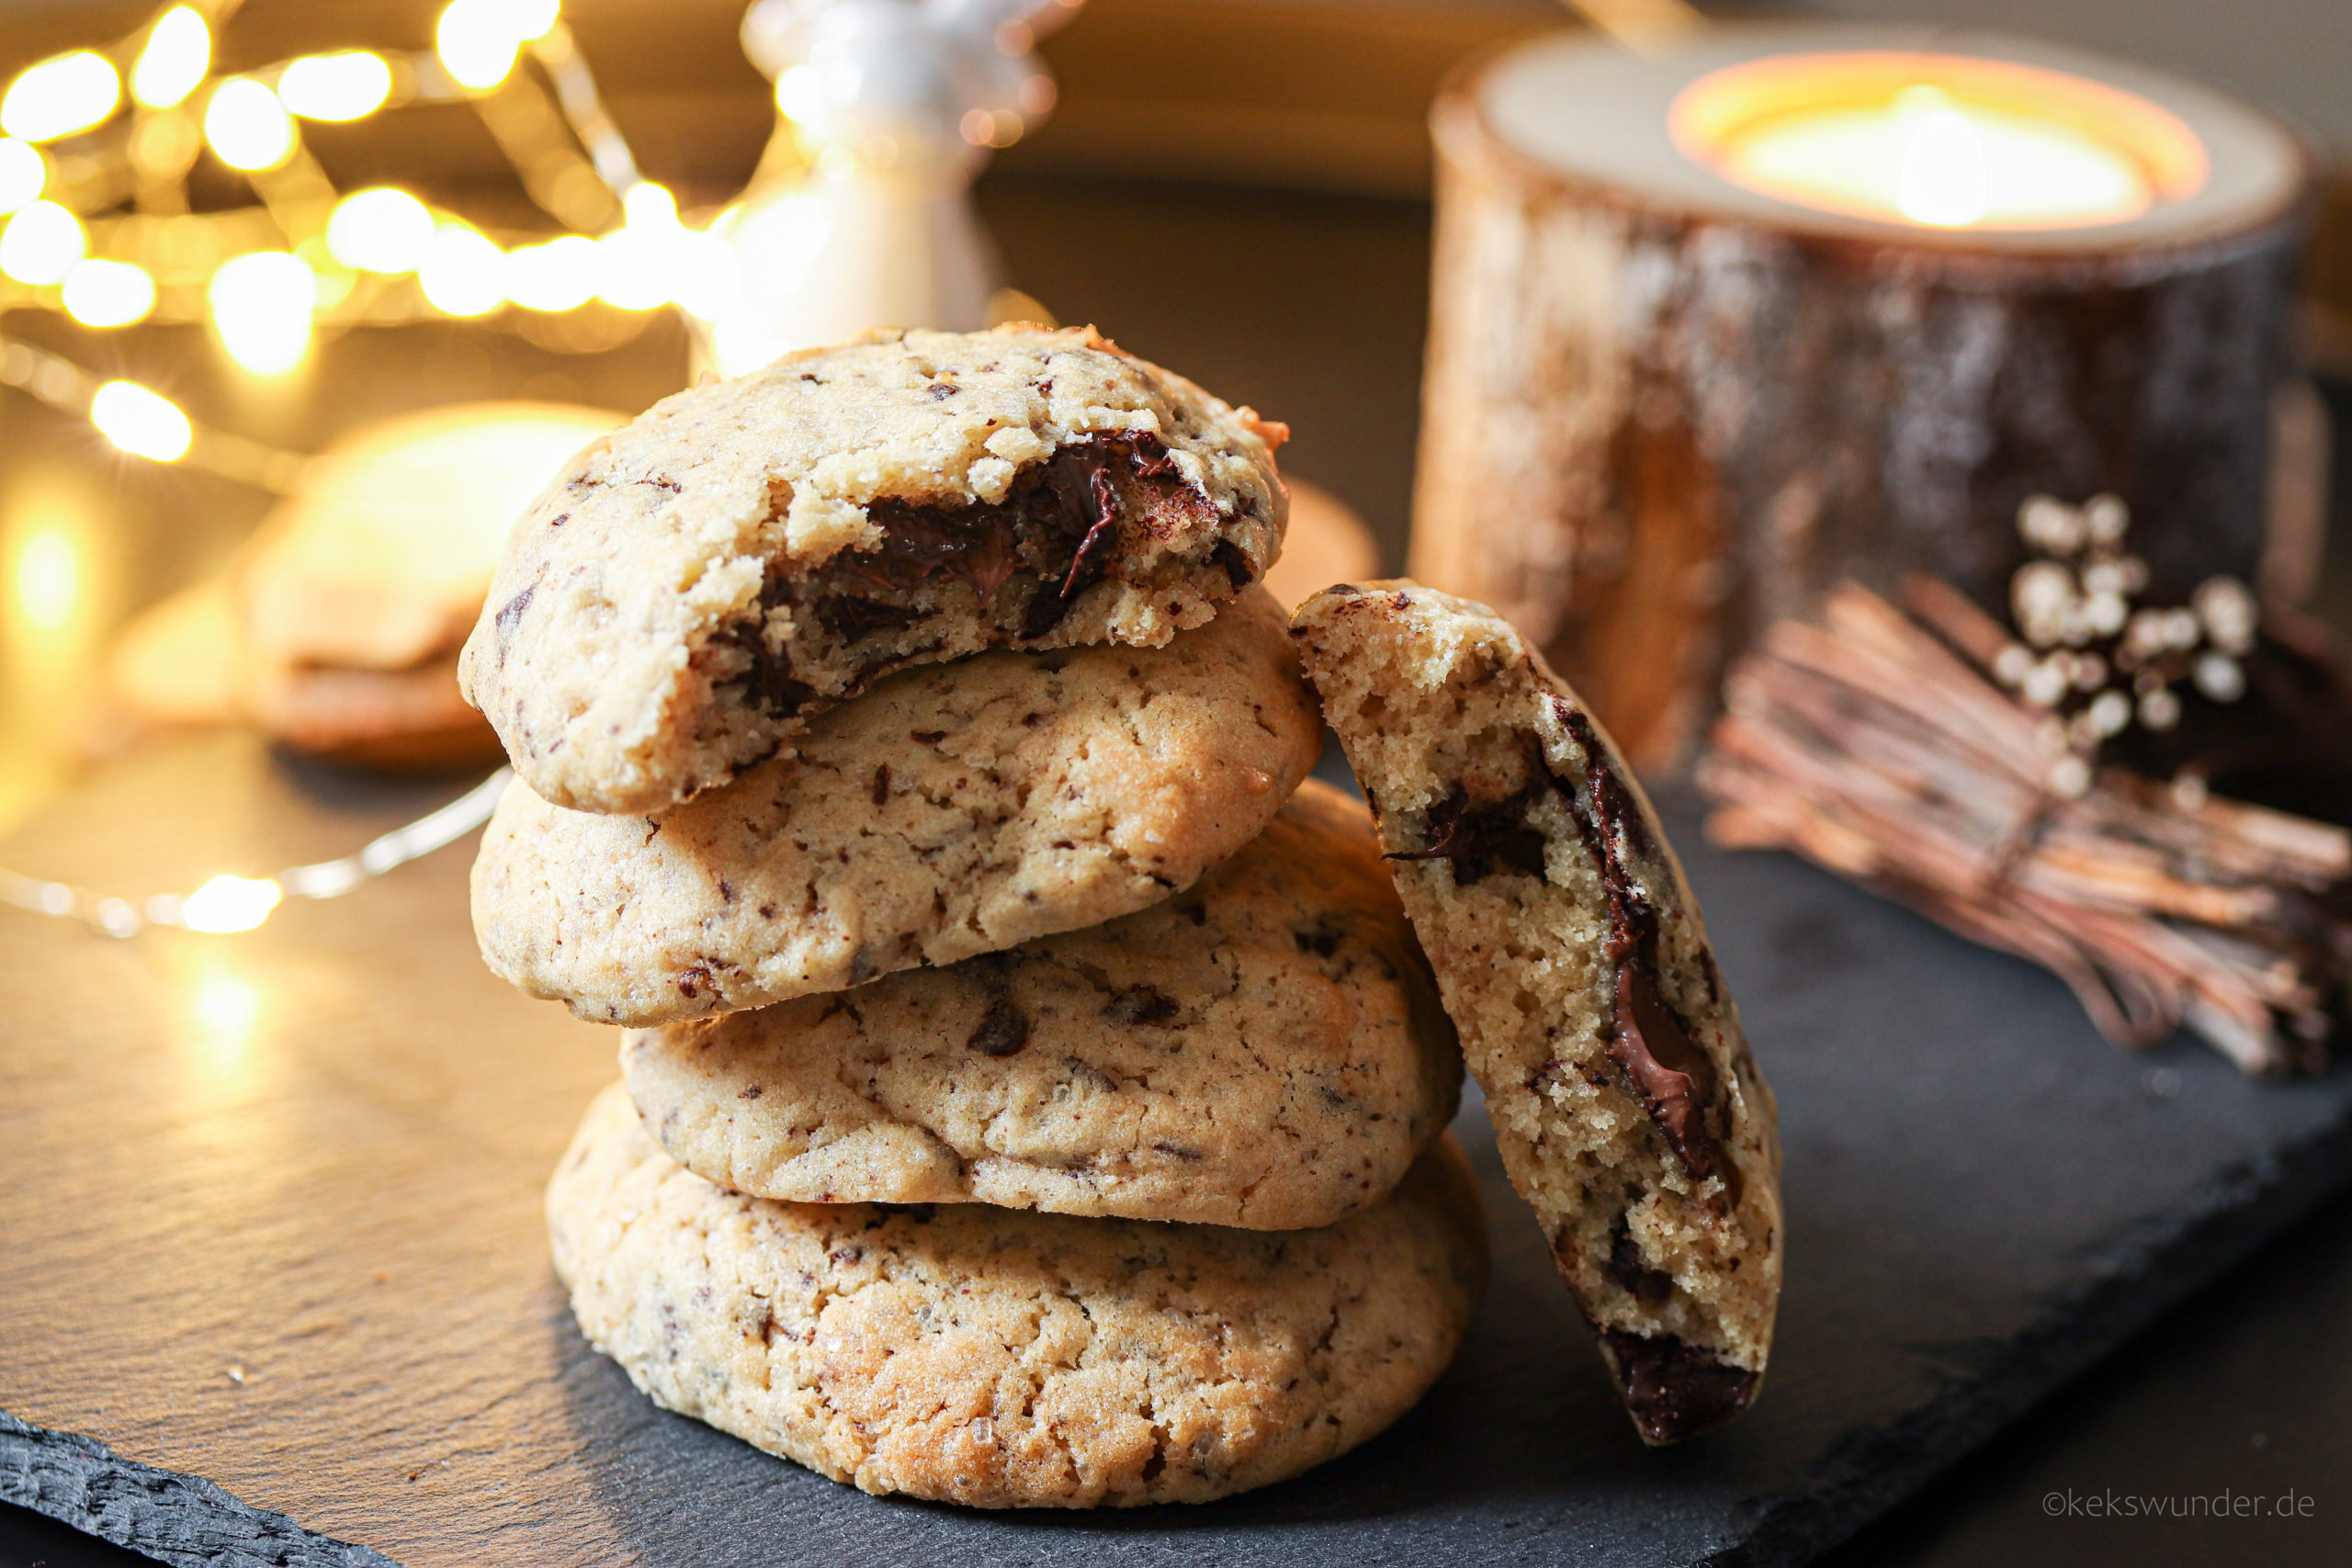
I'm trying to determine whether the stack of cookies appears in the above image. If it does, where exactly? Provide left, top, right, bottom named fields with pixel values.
left=459, top=327, right=1489, bottom=1507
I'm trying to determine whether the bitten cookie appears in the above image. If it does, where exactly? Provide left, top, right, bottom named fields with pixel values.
left=460, top=326, right=1288, bottom=814
left=548, top=1082, right=1487, bottom=1508
left=619, top=780, right=1462, bottom=1228
left=473, top=588, right=1322, bottom=1024
left=1292, top=581, right=1782, bottom=1446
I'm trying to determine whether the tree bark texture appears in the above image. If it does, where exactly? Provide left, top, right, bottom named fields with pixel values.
left=1410, top=77, right=2312, bottom=769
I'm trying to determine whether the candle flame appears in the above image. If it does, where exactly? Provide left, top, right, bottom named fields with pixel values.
left=1893, top=87, right=1989, bottom=228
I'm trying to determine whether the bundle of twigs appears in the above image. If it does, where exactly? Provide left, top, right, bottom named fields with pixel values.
left=1699, top=576, right=2350, bottom=1075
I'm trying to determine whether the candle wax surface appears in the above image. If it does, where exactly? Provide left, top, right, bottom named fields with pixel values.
left=1721, top=88, right=2147, bottom=228
left=1671, top=54, right=2209, bottom=233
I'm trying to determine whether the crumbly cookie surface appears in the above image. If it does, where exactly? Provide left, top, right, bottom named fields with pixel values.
left=472, top=588, right=1320, bottom=1024
left=620, top=780, right=1462, bottom=1228
left=1292, top=581, right=1782, bottom=1445
left=548, top=1082, right=1486, bottom=1508
left=459, top=326, right=1287, bottom=814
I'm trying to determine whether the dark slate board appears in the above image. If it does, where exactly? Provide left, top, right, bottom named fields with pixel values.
left=4, top=733, right=2349, bottom=1567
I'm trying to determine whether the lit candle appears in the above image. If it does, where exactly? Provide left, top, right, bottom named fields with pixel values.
left=1670, top=52, right=2209, bottom=231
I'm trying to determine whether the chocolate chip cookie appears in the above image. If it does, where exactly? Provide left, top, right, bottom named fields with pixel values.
left=472, top=588, right=1322, bottom=1024
left=1292, top=581, right=1782, bottom=1445
left=618, top=779, right=1462, bottom=1228
left=460, top=326, right=1287, bottom=814
left=548, top=1081, right=1487, bottom=1507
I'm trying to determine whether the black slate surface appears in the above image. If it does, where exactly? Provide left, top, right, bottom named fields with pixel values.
left=4, top=733, right=2350, bottom=1567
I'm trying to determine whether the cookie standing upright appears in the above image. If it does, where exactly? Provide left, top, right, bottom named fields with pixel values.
left=460, top=325, right=1288, bottom=814
left=1291, top=581, right=1783, bottom=1446
left=473, top=588, right=1322, bottom=1023
left=549, top=1083, right=1487, bottom=1509
left=620, top=781, right=1464, bottom=1229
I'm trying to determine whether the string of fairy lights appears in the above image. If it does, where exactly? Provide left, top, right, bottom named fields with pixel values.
left=6, top=0, right=1079, bottom=934
left=0, top=0, right=741, bottom=491
left=1, top=0, right=728, bottom=931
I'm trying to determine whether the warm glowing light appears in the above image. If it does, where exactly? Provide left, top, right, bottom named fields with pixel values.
left=671, top=226, right=740, bottom=322
left=1672, top=52, right=2206, bottom=231
left=327, top=186, right=435, bottom=272
left=2, top=51, right=121, bottom=143
left=1892, top=88, right=1989, bottom=227
left=624, top=179, right=676, bottom=229
left=437, top=0, right=563, bottom=93
left=205, top=78, right=298, bottom=171
left=0, top=138, right=42, bottom=213
left=503, top=233, right=601, bottom=311
left=14, top=525, right=77, bottom=630
left=775, top=65, right=824, bottom=124
left=277, top=51, right=394, bottom=121
left=209, top=252, right=317, bottom=375
left=0, top=199, right=85, bottom=284
left=180, top=874, right=283, bottom=933
left=132, top=7, right=212, bottom=111
left=62, top=258, right=157, bottom=327
left=417, top=223, right=506, bottom=315
left=189, top=968, right=262, bottom=1052
left=92, top=380, right=194, bottom=461
left=597, top=182, right=685, bottom=310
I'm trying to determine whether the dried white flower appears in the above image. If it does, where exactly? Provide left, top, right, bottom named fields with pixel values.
left=1993, top=643, right=2033, bottom=688
left=2023, top=660, right=2071, bottom=708
left=2083, top=493, right=2130, bottom=545
left=2048, top=755, right=2092, bottom=797
left=2088, top=689, right=2132, bottom=737
left=2086, top=590, right=2128, bottom=637
left=2121, top=608, right=2167, bottom=659
left=2018, top=494, right=2086, bottom=554
left=2194, top=651, right=2245, bottom=703
left=2193, top=576, right=2257, bottom=656
left=2160, top=607, right=2201, bottom=650
left=2012, top=561, right=2075, bottom=647
left=2139, top=688, right=2181, bottom=730
left=2074, top=652, right=2109, bottom=692
left=2082, top=559, right=2130, bottom=596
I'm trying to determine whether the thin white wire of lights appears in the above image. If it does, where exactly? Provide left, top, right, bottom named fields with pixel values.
left=0, top=768, right=512, bottom=936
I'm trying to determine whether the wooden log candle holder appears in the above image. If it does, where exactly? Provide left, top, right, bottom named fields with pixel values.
left=1411, top=23, right=2313, bottom=768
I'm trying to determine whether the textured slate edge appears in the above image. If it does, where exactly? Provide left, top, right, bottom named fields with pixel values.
left=1714, top=1110, right=2352, bottom=1567
left=0, top=1411, right=395, bottom=1568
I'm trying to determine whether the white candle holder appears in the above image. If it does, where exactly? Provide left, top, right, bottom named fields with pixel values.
left=708, top=0, right=1078, bottom=376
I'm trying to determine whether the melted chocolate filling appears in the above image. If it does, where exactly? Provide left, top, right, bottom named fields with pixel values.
left=827, top=433, right=1215, bottom=641
left=1551, top=701, right=1726, bottom=1188
left=1600, top=1329, right=1759, bottom=1445
left=1390, top=705, right=1729, bottom=1185
left=1387, top=782, right=1551, bottom=885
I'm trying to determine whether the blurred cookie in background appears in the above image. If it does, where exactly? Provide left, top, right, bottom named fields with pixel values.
left=101, top=401, right=623, bottom=772
left=1262, top=478, right=1381, bottom=612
